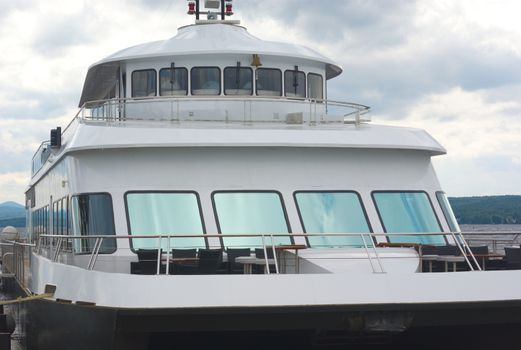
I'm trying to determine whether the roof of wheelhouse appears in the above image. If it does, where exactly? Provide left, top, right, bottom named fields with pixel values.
left=92, top=23, right=342, bottom=78
left=78, top=23, right=343, bottom=107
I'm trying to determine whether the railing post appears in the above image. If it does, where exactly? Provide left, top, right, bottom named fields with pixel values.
left=270, top=234, right=279, bottom=274
left=156, top=236, right=162, bottom=275
left=261, top=235, right=270, bottom=275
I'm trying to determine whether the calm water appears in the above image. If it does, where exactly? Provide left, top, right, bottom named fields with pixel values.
left=2, top=225, right=521, bottom=349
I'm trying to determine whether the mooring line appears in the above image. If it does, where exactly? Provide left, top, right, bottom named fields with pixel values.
left=0, top=293, right=54, bottom=305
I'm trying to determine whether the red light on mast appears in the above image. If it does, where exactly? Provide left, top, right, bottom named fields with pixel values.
left=188, top=2, right=196, bottom=14
left=225, top=3, right=233, bottom=16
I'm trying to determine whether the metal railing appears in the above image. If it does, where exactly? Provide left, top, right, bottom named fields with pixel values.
left=79, top=95, right=371, bottom=126
left=34, top=231, right=483, bottom=275
left=1, top=241, right=35, bottom=290
left=461, top=231, right=521, bottom=254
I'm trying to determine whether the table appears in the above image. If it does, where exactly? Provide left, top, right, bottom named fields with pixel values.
left=274, top=244, right=307, bottom=274
left=235, top=256, right=274, bottom=274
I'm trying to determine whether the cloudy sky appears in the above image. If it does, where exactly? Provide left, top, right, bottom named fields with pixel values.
left=0, top=0, right=520, bottom=204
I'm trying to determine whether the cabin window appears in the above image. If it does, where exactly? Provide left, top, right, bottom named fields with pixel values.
left=256, top=68, right=282, bottom=96
left=70, top=193, right=116, bottom=254
left=191, top=67, right=221, bottom=95
left=159, top=67, right=188, bottom=96
left=308, top=73, right=323, bottom=100
left=131, top=69, right=157, bottom=97
left=125, top=192, right=206, bottom=250
left=284, top=69, right=306, bottom=98
left=212, top=191, right=291, bottom=248
left=372, top=192, right=444, bottom=245
left=436, top=192, right=461, bottom=233
left=224, top=67, right=253, bottom=95
left=294, top=191, right=372, bottom=248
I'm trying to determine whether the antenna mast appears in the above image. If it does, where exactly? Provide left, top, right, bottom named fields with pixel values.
left=187, top=0, right=235, bottom=21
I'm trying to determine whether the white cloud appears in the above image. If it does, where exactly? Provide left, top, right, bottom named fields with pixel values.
left=0, top=171, right=29, bottom=203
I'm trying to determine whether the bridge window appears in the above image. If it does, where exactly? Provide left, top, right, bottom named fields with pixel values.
left=71, top=193, right=116, bottom=254
left=284, top=69, right=306, bottom=98
left=294, top=191, right=372, bottom=248
left=191, top=67, right=221, bottom=95
left=212, top=191, right=291, bottom=248
left=256, top=68, right=282, bottom=96
left=224, top=66, right=253, bottom=95
left=159, top=67, right=188, bottom=96
left=308, top=73, right=323, bottom=100
left=131, top=69, right=157, bottom=97
left=372, top=191, right=444, bottom=245
left=436, top=192, right=461, bottom=232
left=125, top=192, right=206, bottom=250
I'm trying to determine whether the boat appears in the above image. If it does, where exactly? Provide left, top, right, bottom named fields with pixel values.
left=4, top=1, right=521, bottom=349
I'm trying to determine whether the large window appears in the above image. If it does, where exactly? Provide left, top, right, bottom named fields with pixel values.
left=213, top=191, right=291, bottom=247
left=436, top=192, right=461, bottom=233
left=131, top=69, right=157, bottom=97
left=373, top=192, right=444, bottom=245
left=71, top=193, right=116, bottom=254
left=159, top=67, right=188, bottom=96
left=284, top=69, right=306, bottom=98
left=125, top=192, right=206, bottom=250
left=224, top=67, right=253, bottom=95
left=256, top=68, right=282, bottom=96
left=308, top=73, right=323, bottom=100
left=191, top=67, right=220, bottom=95
left=295, top=191, right=372, bottom=247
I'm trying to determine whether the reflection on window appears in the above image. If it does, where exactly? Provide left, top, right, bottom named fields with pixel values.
left=71, top=194, right=116, bottom=254
left=436, top=192, right=461, bottom=232
left=284, top=70, right=306, bottom=98
left=256, top=69, right=282, bottom=96
left=191, top=67, right=220, bottom=95
left=126, top=192, right=205, bottom=250
left=224, top=67, right=253, bottom=95
left=213, top=192, right=291, bottom=247
left=295, top=192, right=371, bottom=247
left=131, top=70, right=157, bottom=97
left=373, top=192, right=444, bottom=245
left=308, top=73, right=323, bottom=100
left=159, top=68, right=188, bottom=96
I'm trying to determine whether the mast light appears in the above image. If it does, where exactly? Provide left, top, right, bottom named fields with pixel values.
left=188, top=2, right=196, bottom=14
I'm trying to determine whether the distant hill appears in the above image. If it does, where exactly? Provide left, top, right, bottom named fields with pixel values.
left=449, top=195, right=521, bottom=224
left=0, top=201, right=26, bottom=228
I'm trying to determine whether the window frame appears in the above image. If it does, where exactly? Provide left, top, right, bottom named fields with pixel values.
left=371, top=190, right=446, bottom=244
left=131, top=69, right=157, bottom=98
left=223, top=66, right=253, bottom=96
left=255, top=68, right=283, bottom=97
left=70, top=192, right=117, bottom=254
left=124, top=190, right=208, bottom=253
left=436, top=191, right=460, bottom=233
left=190, top=66, right=222, bottom=96
left=284, top=69, right=306, bottom=98
left=158, top=67, right=189, bottom=96
left=211, top=190, right=294, bottom=248
left=293, top=190, right=375, bottom=247
left=307, top=73, right=324, bottom=101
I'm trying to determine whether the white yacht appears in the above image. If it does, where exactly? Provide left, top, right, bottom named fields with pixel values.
left=9, top=1, right=521, bottom=349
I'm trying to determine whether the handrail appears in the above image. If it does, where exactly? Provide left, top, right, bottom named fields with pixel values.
left=34, top=231, right=486, bottom=274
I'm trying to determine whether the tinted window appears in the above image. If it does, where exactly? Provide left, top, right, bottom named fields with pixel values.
left=436, top=192, right=461, bottom=232
left=308, top=73, right=323, bottom=100
left=131, top=69, right=157, bottom=97
left=373, top=192, right=444, bottom=245
left=126, top=192, right=205, bottom=250
left=71, top=193, right=116, bottom=253
left=213, top=192, right=291, bottom=247
left=295, top=192, right=371, bottom=247
left=284, top=70, right=306, bottom=98
left=159, top=68, right=188, bottom=96
left=224, top=67, right=253, bottom=95
left=191, top=67, right=220, bottom=95
left=256, top=69, right=282, bottom=96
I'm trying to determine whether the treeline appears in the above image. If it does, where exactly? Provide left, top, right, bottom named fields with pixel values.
left=0, top=217, right=25, bottom=228
left=449, top=195, right=521, bottom=225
